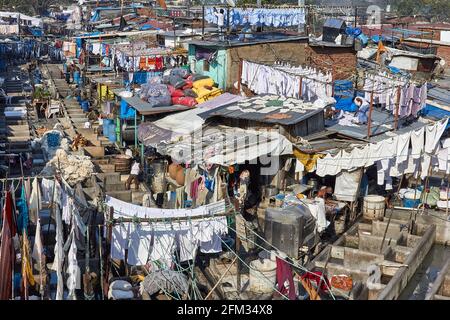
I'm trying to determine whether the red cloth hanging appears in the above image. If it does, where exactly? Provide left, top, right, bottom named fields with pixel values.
left=276, top=257, right=297, bottom=300
left=0, top=192, right=15, bottom=300
left=155, top=56, right=164, bottom=70
left=301, top=271, right=330, bottom=293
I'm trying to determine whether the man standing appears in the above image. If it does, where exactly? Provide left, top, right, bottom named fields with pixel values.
left=126, top=159, right=140, bottom=190
left=213, top=7, right=225, bottom=41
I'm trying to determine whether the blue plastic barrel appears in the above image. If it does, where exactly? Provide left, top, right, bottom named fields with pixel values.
left=73, top=71, right=80, bottom=84
left=108, top=123, right=117, bottom=142
left=103, top=119, right=112, bottom=137
left=81, top=100, right=89, bottom=112
left=357, top=33, right=369, bottom=46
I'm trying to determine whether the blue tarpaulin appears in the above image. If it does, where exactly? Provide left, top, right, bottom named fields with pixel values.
left=29, top=27, right=43, bottom=37
left=140, top=24, right=160, bottom=31
left=335, top=96, right=358, bottom=112
left=120, top=99, right=136, bottom=119
left=421, top=104, right=450, bottom=128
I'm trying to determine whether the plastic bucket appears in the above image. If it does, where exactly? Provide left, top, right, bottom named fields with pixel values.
left=363, top=195, right=385, bottom=220
left=81, top=100, right=89, bottom=112
left=249, top=259, right=277, bottom=293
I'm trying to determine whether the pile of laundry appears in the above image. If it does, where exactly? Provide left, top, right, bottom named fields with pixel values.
left=40, top=149, right=94, bottom=186
left=32, top=129, right=70, bottom=160
left=137, top=68, right=222, bottom=108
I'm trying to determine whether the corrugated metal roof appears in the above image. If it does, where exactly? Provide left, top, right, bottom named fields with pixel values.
left=325, top=109, right=396, bottom=140
left=323, top=18, right=346, bottom=29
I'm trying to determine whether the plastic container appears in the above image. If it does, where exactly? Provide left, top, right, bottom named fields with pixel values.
left=103, top=119, right=112, bottom=137
left=81, top=100, right=89, bottom=112
left=249, top=259, right=277, bottom=293
left=403, top=198, right=421, bottom=208
left=363, top=195, right=385, bottom=220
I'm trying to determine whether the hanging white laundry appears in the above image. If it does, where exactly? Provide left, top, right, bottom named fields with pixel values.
left=29, top=177, right=42, bottom=224
left=425, top=119, right=449, bottom=154
left=50, top=206, right=64, bottom=300
left=376, top=161, right=384, bottom=185
left=32, top=217, right=43, bottom=262
left=111, top=223, right=129, bottom=260
left=410, top=127, right=425, bottom=159
left=421, top=154, right=432, bottom=179
left=200, top=234, right=223, bottom=254
left=395, top=132, right=411, bottom=166
left=66, top=223, right=81, bottom=300
left=404, top=152, right=418, bottom=174
left=127, top=223, right=153, bottom=266
left=149, top=231, right=175, bottom=269
left=306, top=198, right=329, bottom=233
left=61, top=191, right=73, bottom=225
left=437, top=145, right=448, bottom=172
left=177, top=227, right=199, bottom=262
left=41, top=178, right=62, bottom=206
left=316, top=151, right=341, bottom=177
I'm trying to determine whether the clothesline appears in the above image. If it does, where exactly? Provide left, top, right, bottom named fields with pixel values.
left=244, top=59, right=333, bottom=85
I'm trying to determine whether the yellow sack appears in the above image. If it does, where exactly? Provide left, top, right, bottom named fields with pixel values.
left=195, top=87, right=222, bottom=103
left=193, top=78, right=214, bottom=89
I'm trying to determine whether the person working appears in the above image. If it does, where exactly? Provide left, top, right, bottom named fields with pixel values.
left=352, top=97, right=370, bottom=124
left=213, top=8, right=225, bottom=41
left=126, top=159, right=141, bottom=190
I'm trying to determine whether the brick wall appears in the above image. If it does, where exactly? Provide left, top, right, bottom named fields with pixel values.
left=437, top=45, right=450, bottom=67
left=305, top=45, right=357, bottom=80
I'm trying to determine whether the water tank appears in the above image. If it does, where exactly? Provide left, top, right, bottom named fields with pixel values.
left=264, top=205, right=314, bottom=259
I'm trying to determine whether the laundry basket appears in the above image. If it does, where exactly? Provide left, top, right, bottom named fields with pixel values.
left=363, top=195, right=385, bottom=220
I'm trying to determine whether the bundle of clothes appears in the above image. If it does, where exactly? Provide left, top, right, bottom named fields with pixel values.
left=137, top=68, right=223, bottom=108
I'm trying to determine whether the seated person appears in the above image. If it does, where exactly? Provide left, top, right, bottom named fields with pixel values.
left=352, top=97, right=370, bottom=124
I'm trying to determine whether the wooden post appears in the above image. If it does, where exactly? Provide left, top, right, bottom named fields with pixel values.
left=394, top=86, right=401, bottom=130
left=103, top=206, right=114, bottom=299
left=299, top=77, right=303, bottom=98
left=367, top=90, right=374, bottom=138
left=236, top=235, right=241, bottom=293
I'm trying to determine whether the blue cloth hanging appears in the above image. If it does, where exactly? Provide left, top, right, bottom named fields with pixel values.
left=16, top=184, right=29, bottom=234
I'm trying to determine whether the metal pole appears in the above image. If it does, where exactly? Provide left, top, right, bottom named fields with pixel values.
left=227, top=6, right=230, bottom=40
left=354, top=7, right=357, bottom=28
left=202, top=5, right=205, bottom=39
left=394, top=86, right=401, bottom=130
left=367, top=90, right=374, bottom=138
left=134, top=110, right=137, bottom=148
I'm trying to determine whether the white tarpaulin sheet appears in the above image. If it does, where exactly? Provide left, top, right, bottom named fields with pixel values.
left=334, top=170, right=362, bottom=202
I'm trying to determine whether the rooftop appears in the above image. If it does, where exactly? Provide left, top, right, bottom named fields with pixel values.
left=189, top=32, right=308, bottom=48
left=199, top=95, right=328, bottom=126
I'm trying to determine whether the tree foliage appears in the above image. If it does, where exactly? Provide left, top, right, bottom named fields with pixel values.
left=393, top=0, right=450, bottom=21
left=0, top=0, right=71, bottom=16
